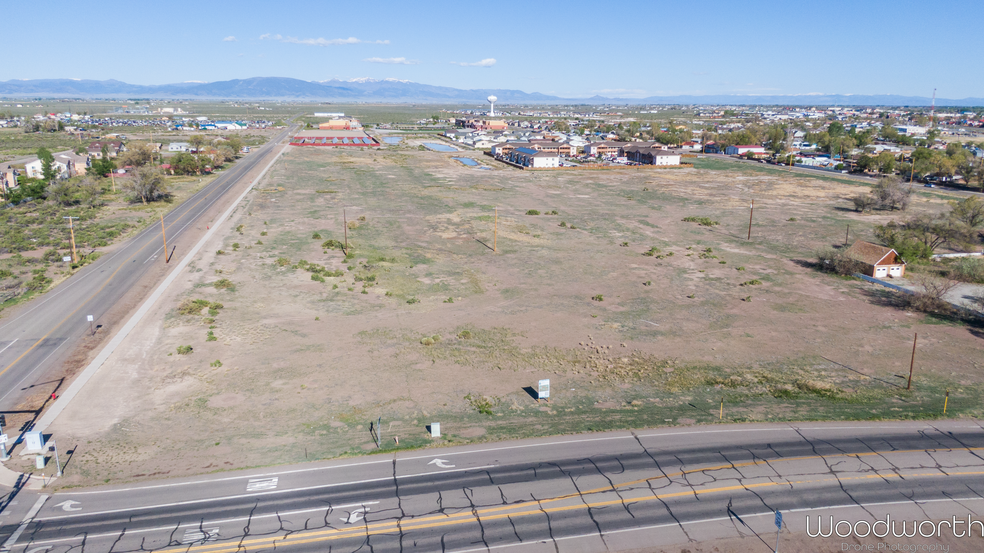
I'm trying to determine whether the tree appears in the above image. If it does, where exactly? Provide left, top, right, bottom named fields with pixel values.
left=119, top=143, right=153, bottom=167
left=225, top=136, right=244, bottom=155
left=765, top=124, right=786, bottom=154
left=950, top=196, right=984, bottom=229
left=189, top=134, right=207, bottom=153
left=851, top=193, right=876, bottom=213
left=872, top=176, right=911, bottom=211
left=875, top=151, right=896, bottom=174
left=122, top=167, right=169, bottom=204
left=37, top=147, right=56, bottom=182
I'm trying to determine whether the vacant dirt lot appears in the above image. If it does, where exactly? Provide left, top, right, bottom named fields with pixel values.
left=42, top=141, right=984, bottom=487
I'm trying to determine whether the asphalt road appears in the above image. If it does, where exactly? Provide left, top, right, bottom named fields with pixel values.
left=1, top=421, right=981, bottom=552
left=0, top=126, right=295, bottom=417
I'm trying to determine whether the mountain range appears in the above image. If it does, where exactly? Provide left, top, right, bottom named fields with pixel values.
left=1, top=77, right=981, bottom=107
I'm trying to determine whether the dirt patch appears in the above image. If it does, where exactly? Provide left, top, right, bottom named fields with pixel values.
left=41, top=145, right=984, bottom=488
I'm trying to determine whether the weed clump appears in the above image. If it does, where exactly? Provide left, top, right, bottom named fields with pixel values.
left=213, top=278, right=235, bottom=291
left=526, top=209, right=540, bottom=216
left=591, top=294, right=604, bottom=302
left=458, top=330, right=472, bottom=339
left=464, top=394, right=500, bottom=415
left=312, top=232, right=322, bottom=239
left=739, top=280, right=762, bottom=286
left=643, top=247, right=661, bottom=257
left=682, top=216, right=719, bottom=227
left=176, top=345, right=193, bottom=355
left=322, top=239, right=345, bottom=251
left=275, top=257, right=291, bottom=267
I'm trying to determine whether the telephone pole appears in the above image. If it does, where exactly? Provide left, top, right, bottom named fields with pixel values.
left=64, top=216, right=79, bottom=263
left=747, top=200, right=754, bottom=240
left=907, top=333, right=917, bottom=390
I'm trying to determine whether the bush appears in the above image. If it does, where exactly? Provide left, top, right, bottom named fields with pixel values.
left=526, top=209, right=540, bottom=216
left=458, top=330, right=472, bottom=339
left=948, top=257, right=984, bottom=284
left=739, top=280, right=762, bottom=286
left=464, top=393, right=500, bottom=416
left=815, top=248, right=867, bottom=276
left=312, top=232, right=322, bottom=239
left=322, top=239, right=345, bottom=250
left=275, top=257, right=291, bottom=267
left=643, top=247, right=661, bottom=257
left=682, top=216, right=719, bottom=227
left=444, top=297, right=454, bottom=303
left=591, top=294, right=604, bottom=302
left=206, top=330, right=217, bottom=342
left=311, top=273, right=325, bottom=282
left=178, top=298, right=211, bottom=315
left=213, top=278, right=235, bottom=291
left=210, top=359, right=222, bottom=368
left=548, top=210, right=558, bottom=215
left=176, top=345, right=193, bottom=355
left=406, top=297, right=419, bottom=304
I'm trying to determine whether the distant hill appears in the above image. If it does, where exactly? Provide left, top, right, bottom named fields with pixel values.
left=1, top=77, right=981, bottom=106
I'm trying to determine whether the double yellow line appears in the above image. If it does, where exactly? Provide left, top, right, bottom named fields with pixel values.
left=162, top=447, right=984, bottom=553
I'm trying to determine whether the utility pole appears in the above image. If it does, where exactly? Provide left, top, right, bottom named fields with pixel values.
left=747, top=200, right=754, bottom=240
left=64, top=216, right=79, bottom=263
left=343, top=208, right=348, bottom=252
left=907, top=333, right=917, bottom=390
left=160, top=213, right=168, bottom=263
left=845, top=225, right=850, bottom=247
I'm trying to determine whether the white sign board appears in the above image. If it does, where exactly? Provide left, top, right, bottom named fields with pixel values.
left=87, top=315, right=94, bottom=322
left=0, top=434, right=7, bottom=444
left=538, top=379, right=550, bottom=399
left=63, top=256, right=72, bottom=262
left=430, top=423, right=441, bottom=438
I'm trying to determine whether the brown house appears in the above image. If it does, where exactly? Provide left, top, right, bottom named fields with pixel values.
left=844, top=240, right=906, bottom=278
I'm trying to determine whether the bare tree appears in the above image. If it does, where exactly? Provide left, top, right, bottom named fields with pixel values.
left=873, top=176, right=912, bottom=211
left=851, top=193, right=876, bottom=213
left=122, top=167, right=169, bottom=205
left=912, top=274, right=959, bottom=301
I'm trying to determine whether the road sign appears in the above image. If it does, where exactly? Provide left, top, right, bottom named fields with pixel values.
left=0, top=434, right=7, bottom=444
left=538, top=379, right=550, bottom=399
left=62, top=256, right=71, bottom=262
left=87, top=315, right=94, bottom=322
left=774, top=510, right=782, bottom=529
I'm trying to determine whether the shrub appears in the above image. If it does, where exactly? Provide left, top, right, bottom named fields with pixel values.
left=178, top=298, right=211, bottom=315
left=256, top=240, right=263, bottom=245
left=591, top=294, right=604, bottom=302
left=559, top=221, right=567, bottom=228
left=0, top=269, right=13, bottom=280
left=526, top=209, right=540, bottom=215
left=643, top=247, right=660, bottom=257
left=444, top=297, right=454, bottom=303
left=176, top=345, right=193, bottom=355
left=739, top=280, right=762, bottom=286
left=947, top=257, right=984, bottom=284
left=736, top=266, right=745, bottom=271
left=322, top=239, right=345, bottom=250
left=312, top=232, right=322, bottom=239
left=420, top=337, right=434, bottom=346
left=407, top=297, right=419, bottom=304
left=458, top=330, right=472, bottom=339
left=275, top=257, right=291, bottom=267
left=216, top=250, right=226, bottom=255
left=464, top=394, right=500, bottom=416
left=643, top=280, right=652, bottom=286
left=213, top=278, right=235, bottom=291
left=682, top=216, right=719, bottom=227
left=311, top=273, right=325, bottom=282
left=235, top=224, right=244, bottom=234
left=210, top=359, right=222, bottom=368
left=231, top=242, right=240, bottom=251
left=548, top=210, right=559, bottom=215
left=260, top=231, right=268, bottom=236
left=206, top=330, right=217, bottom=342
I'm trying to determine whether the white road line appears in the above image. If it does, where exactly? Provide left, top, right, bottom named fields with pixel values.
left=0, top=494, right=47, bottom=552
left=181, top=527, right=219, bottom=544
left=245, top=477, right=278, bottom=492
left=446, top=497, right=984, bottom=553
left=19, top=501, right=380, bottom=547
left=37, top=465, right=494, bottom=522
left=0, top=340, right=17, bottom=355
left=0, top=339, right=70, bottom=405
left=58, top=423, right=983, bottom=497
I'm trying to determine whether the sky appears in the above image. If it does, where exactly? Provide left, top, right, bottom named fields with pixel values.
left=2, top=0, right=982, bottom=99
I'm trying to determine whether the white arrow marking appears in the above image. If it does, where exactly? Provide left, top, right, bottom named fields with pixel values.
left=341, top=507, right=368, bottom=524
left=27, top=547, right=52, bottom=553
left=428, top=459, right=455, bottom=469
left=55, top=500, right=81, bottom=512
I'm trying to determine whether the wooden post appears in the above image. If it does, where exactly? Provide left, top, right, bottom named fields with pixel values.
left=64, top=217, right=79, bottom=263
left=747, top=200, right=754, bottom=240
left=845, top=225, right=850, bottom=247
left=343, top=208, right=348, bottom=252
left=719, top=397, right=724, bottom=420
left=943, top=389, right=949, bottom=415
left=160, top=213, right=168, bottom=263
left=494, top=207, right=498, bottom=252
left=907, top=333, right=917, bottom=390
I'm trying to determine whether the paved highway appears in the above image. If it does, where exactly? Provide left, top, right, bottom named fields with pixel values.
left=1, top=421, right=981, bottom=552
left=0, top=126, right=295, bottom=417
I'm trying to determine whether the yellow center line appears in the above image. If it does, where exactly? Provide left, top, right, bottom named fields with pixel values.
left=165, top=469, right=984, bottom=553
left=0, top=145, right=275, bottom=380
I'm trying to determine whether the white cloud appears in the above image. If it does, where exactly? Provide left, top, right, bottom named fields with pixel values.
left=451, top=58, right=496, bottom=67
left=591, top=88, right=647, bottom=98
left=364, top=57, right=419, bottom=65
left=260, top=33, right=388, bottom=46
left=222, top=36, right=237, bottom=42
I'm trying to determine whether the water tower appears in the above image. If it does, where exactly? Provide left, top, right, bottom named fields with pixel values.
left=487, top=95, right=497, bottom=117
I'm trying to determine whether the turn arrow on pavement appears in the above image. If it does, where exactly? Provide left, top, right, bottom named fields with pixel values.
left=427, top=459, right=455, bottom=469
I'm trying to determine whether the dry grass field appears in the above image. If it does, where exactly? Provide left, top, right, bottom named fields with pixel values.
left=40, top=140, right=984, bottom=487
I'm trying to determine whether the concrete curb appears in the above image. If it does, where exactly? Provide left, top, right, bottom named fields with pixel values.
left=31, top=144, right=289, bottom=433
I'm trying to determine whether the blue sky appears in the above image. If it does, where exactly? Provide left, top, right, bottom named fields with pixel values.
left=3, top=0, right=981, bottom=99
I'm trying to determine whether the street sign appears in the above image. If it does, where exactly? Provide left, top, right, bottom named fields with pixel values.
left=87, top=315, right=94, bottom=322
left=538, top=379, right=550, bottom=399
left=0, top=434, right=7, bottom=444
left=775, top=510, right=782, bottom=528
left=62, top=256, right=72, bottom=262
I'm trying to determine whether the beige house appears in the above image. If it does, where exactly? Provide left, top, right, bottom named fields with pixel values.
left=845, top=241, right=906, bottom=278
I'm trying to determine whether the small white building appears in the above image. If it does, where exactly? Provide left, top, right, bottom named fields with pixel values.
left=169, top=142, right=191, bottom=152
left=725, top=145, right=767, bottom=156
